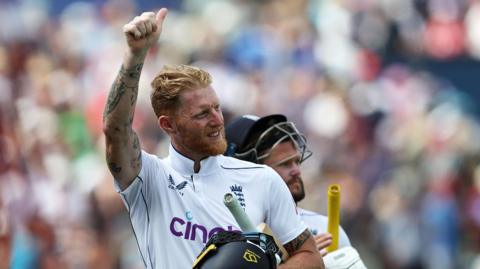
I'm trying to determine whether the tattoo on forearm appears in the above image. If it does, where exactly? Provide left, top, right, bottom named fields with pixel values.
left=104, top=80, right=126, bottom=118
left=125, top=117, right=134, bottom=129
left=103, top=63, right=143, bottom=180
left=130, top=92, right=137, bottom=106
left=122, top=63, right=143, bottom=79
left=103, top=64, right=143, bottom=119
left=284, top=229, right=312, bottom=254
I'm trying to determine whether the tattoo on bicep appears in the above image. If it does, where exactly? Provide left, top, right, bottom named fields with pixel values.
left=284, top=229, right=312, bottom=254
left=106, top=150, right=121, bottom=174
left=108, top=162, right=122, bottom=174
left=131, top=133, right=142, bottom=170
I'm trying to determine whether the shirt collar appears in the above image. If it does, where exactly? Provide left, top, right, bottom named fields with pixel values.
left=168, top=144, right=221, bottom=175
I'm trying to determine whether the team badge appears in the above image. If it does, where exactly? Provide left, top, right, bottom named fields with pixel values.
left=230, top=184, right=246, bottom=209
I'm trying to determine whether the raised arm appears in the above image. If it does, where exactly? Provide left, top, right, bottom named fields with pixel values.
left=103, top=9, right=168, bottom=190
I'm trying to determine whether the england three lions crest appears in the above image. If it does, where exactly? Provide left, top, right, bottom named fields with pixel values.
left=230, top=184, right=246, bottom=210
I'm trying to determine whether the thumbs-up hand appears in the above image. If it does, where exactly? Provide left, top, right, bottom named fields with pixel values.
left=122, top=8, right=168, bottom=55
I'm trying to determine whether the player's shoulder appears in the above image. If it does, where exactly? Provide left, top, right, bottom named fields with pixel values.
left=219, top=156, right=282, bottom=179
left=142, top=150, right=165, bottom=162
left=218, top=155, right=267, bottom=170
left=141, top=150, right=171, bottom=170
left=218, top=156, right=282, bottom=185
left=298, top=207, right=327, bottom=219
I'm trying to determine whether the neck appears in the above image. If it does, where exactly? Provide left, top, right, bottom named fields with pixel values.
left=193, top=161, right=201, bottom=173
left=171, top=142, right=207, bottom=172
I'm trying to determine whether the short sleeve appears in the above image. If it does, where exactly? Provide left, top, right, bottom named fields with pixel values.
left=113, top=150, right=162, bottom=269
left=264, top=167, right=307, bottom=245
left=114, top=150, right=163, bottom=212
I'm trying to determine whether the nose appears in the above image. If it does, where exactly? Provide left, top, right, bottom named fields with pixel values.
left=209, top=108, right=224, bottom=126
left=290, top=162, right=301, bottom=178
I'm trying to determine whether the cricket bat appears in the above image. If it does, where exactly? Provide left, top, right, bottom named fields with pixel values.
left=327, top=184, right=341, bottom=253
left=223, top=193, right=289, bottom=262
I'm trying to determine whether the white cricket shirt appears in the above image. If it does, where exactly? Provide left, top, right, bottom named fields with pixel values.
left=115, top=145, right=306, bottom=269
left=298, top=207, right=351, bottom=248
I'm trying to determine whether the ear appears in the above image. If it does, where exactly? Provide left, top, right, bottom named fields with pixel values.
left=158, top=115, right=176, bottom=135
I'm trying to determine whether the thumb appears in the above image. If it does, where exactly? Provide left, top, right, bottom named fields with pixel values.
left=156, top=8, right=168, bottom=25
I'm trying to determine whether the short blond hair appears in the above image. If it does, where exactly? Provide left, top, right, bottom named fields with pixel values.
left=150, top=65, right=212, bottom=117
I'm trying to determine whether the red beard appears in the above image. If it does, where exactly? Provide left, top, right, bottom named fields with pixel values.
left=177, top=124, right=227, bottom=157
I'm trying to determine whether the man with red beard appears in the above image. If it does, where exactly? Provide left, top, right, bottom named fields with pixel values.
left=225, top=114, right=352, bottom=256
left=102, top=8, right=323, bottom=269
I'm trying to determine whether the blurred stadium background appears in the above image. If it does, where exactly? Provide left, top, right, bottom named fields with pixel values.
left=1, top=0, right=480, bottom=268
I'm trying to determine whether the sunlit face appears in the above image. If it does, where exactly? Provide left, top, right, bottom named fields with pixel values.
left=263, top=141, right=305, bottom=203
left=171, top=86, right=227, bottom=160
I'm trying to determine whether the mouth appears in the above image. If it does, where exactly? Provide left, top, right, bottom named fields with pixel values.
left=207, top=130, right=222, bottom=138
left=286, top=177, right=301, bottom=186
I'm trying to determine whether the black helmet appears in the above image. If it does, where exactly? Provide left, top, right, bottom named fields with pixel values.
left=192, top=231, right=279, bottom=269
left=224, top=114, right=312, bottom=164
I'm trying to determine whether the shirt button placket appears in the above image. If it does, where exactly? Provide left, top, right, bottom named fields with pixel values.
left=191, top=174, right=200, bottom=193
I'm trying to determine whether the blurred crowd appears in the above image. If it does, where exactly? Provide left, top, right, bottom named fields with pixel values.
left=1, top=0, right=480, bottom=268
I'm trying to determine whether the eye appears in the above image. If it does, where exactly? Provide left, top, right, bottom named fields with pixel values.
left=214, top=104, right=221, bottom=111
left=194, top=110, right=208, bottom=119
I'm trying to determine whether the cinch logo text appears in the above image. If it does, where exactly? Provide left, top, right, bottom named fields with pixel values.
left=169, top=216, right=240, bottom=244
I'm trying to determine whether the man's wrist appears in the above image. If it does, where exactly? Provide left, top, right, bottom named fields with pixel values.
left=124, top=49, right=148, bottom=65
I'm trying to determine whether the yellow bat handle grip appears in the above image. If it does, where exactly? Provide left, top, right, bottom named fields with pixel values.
left=327, top=184, right=341, bottom=252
